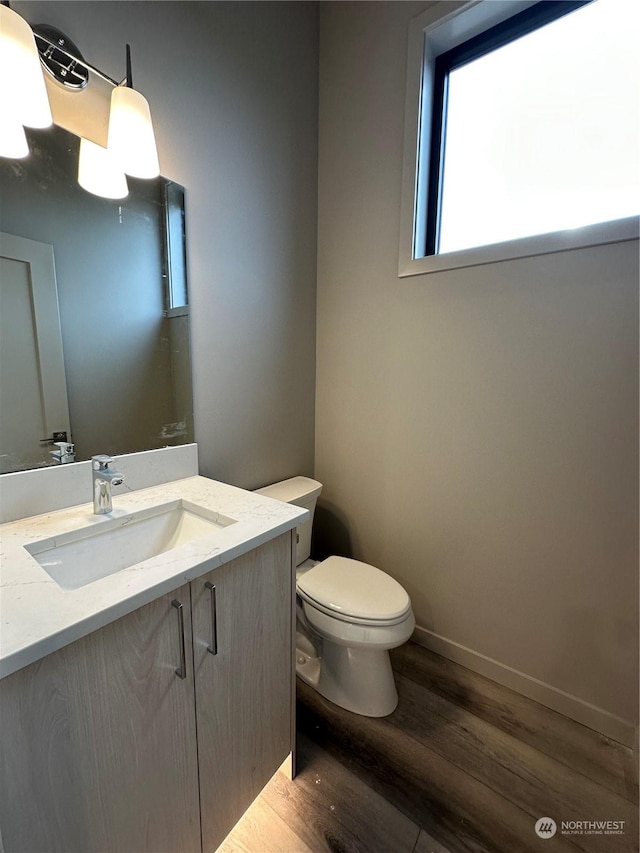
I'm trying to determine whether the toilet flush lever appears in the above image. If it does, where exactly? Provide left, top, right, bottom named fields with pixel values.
left=205, top=581, right=218, bottom=655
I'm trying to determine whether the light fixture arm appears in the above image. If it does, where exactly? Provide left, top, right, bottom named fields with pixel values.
left=125, top=44, right=132, bottom=88
left=32, top=28, right=123, bottom=88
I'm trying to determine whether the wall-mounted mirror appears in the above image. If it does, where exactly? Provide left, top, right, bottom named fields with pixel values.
left=0, top=125, right=194, bottom=474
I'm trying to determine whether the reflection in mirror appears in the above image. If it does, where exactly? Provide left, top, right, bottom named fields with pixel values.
left=0, top=125, right=194, bottom=474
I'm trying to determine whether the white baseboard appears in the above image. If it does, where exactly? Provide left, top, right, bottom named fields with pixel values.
left=412, top=625, right=637, bottom=748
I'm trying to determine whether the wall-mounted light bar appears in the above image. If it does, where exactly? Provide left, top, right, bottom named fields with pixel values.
left=0, top=3, right=160, bottom=199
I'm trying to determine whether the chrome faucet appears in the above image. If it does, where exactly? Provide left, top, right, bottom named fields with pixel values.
left=50, top=441, right=75, bottom=465
left=92, top=455, right=125, bottom=514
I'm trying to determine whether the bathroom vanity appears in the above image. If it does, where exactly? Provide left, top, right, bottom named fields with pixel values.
left=0, top=467, right=306, bottom=853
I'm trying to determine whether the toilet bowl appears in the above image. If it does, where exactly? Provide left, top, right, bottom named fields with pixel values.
left=255, top=477, right=415, bottom=717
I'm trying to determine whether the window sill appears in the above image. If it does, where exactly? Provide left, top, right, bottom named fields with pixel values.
left=398, top=215, right=639, bottom=278
left=165, top=306, right=189, bottom=318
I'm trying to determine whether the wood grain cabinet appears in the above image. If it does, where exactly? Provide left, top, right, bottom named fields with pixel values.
left=193, top=533, right=292, bottom=852
left=0, top=533, right=294, bottom=853
left=0, top=582, right=201, bottom=853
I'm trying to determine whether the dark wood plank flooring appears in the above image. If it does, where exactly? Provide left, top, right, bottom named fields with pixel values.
left=221, top=643, right=638, bottom=853
left=391, top=643, right=637, bottom=804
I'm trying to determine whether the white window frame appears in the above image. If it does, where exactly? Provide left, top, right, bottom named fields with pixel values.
left=398, top=0, right=640, bottom=278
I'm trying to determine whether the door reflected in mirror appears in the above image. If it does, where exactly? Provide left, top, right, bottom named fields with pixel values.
left=0, top=125, right=194, bottom=474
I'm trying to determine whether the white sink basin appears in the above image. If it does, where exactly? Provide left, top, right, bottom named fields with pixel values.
left=25, top=500, right=236, bottom=590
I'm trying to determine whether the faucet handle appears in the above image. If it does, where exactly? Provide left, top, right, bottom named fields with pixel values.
left=92, top=454, right=114, bottom=470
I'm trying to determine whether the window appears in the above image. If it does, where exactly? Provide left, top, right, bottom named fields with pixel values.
left=398, top=0, right=640, bottom=275
left=162, top=180, right=189, bottom=313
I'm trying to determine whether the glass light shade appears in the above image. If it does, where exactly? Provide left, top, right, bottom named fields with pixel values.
left=0, top=5, right=52, bottom=129
left=78, top=138, right=128, bottom=199
left=0, top=118, right=29, bottom=159
left=108, top=85, right=160, bottom=179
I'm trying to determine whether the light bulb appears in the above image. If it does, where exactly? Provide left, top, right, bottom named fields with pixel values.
left=108, top=85, right=159, bottom=179
left=0, top=117, right=29, bottom=159
left=0, top=5, right=52, bottom=129
left=78, top=137, right=128, bottom=199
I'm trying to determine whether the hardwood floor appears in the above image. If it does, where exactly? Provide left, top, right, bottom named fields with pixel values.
left=218, top=732, right=427, bottom=853
left=219, top=643, right=638, bottom=853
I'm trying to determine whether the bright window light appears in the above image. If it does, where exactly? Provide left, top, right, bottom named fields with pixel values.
left=437, top=0, right=639, bottom=255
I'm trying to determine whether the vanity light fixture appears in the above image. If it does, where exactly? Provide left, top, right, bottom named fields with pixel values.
left=108, top=45, right=160, bottom=180
left=0, top=2, right=160, bottom=197
left=33, top=29, right=161, bottom=194
left=0, top=3, right=52, bottom=159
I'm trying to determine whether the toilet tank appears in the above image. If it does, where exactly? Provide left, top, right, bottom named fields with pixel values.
left=255, top=476, right=322, bottom=566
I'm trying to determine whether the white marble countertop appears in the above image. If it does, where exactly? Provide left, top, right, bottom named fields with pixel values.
left=0, top=476, right=306, bottom=679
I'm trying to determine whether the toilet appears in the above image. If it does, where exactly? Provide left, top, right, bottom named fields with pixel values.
left=255, top=476, right=415, bottom=717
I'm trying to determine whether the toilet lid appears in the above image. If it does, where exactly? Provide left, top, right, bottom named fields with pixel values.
left=296, top=556, right=410, bottom=622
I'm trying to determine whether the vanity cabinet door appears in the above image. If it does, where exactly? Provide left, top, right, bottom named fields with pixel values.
left=192, top=533, right=293, bottom=852
left=0, top=585, right=201, bottom=853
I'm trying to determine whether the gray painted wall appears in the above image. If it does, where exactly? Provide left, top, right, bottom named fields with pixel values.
left=315, top=1, right=638, bottom=729
left=15, top=0, right=318, bottom=489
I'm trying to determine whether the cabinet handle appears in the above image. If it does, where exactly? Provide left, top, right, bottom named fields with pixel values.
left=171, top=599, right=187, bottom=679
left=205, top=582, right=218, bottom=655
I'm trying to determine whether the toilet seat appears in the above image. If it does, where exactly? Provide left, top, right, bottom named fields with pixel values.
left=299, top=595, right=412, bottom=627
left=296, top=556, right=411, bottom=625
